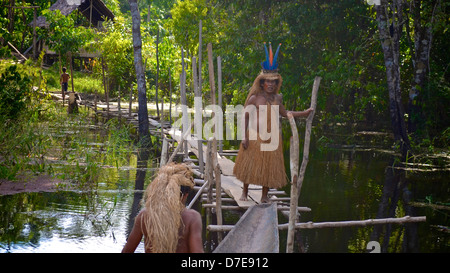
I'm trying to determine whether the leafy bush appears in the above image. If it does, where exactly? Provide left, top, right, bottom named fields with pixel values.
left=0, top=65, right=32, bottom=119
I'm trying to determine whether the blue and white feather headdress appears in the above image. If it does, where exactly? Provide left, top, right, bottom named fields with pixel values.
left=261, top=42, right=281, bottom=73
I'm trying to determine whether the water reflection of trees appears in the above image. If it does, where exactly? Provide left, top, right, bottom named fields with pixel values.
left=370, top=157, right=419, bottom=252
left=126, top=147, right=151, bottom=237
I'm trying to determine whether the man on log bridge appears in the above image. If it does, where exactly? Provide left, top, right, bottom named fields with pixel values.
left=122, top=163, right=203, bottom=253
left=233, top=43, right=313, bottom=203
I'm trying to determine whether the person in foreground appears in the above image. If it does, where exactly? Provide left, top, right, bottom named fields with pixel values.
left=122, top=163, right=204, bottom=253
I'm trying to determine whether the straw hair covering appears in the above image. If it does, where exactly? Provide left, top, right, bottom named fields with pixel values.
left=142, top=162, right=194, bottom=253
left=233, top=101, right=288, bottom=189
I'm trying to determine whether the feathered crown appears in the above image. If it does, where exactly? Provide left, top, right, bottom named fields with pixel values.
left=261, top=42, right=281, bottom=73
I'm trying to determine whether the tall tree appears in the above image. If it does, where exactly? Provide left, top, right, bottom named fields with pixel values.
left=129, top=0, right=151, bottom=147
left=407, top=0, right=441, bottom=134
left=375, top=0, right=411, bottom=156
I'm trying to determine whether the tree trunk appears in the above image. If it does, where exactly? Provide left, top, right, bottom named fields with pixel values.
left=129, top=0, right=151, bottom=147
left=155, top=27, right=160, bottom=118
left=407, top=0, right=438, bottom=134
left=375, top=0, right=411, bottom=157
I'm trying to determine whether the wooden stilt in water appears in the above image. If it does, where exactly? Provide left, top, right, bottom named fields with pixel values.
left=286, top=76, right=321, bottom=253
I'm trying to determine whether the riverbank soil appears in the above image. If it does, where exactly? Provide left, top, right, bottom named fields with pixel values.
left=0, top=174, right=70, bottom=195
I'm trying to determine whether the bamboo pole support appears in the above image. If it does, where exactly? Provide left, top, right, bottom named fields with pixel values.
left=208, top=216, right=426, bottom=232
left=169, top=69, right=172, bottom=123
left=192, top=56, right=204, bottom=174
left=160, top=137, right=169, bottom=167
left=286, top=76, right=321, bottom=253
left=128, top=84, right=132, bottom=118
left=180, top=48, right=188, bottom=158
left=167, top=122, right=192, bottom=164
left=118, top=85, right=121, bottom=122
left=213, top=140, right=223, bottom=242
left=207, top=43, right=215, bottom=105
left=187, top=176, right=209, bottom=209
left=155, top=27, right=160, bottom=118
left=217, top=56, right=223, bottom=153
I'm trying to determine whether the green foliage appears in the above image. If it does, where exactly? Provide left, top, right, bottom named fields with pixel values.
left=0, top=65, right=32, bottom=119
left=39, top=9, right=94, bottom=56
left=1, top=0, right=448, bottom=150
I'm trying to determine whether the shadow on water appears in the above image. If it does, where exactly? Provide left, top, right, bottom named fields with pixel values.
left=370, top=157, right=418, bottom=252
left=126, top=147, right=151, bottom=237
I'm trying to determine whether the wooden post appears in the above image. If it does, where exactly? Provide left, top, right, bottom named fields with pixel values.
left=205, top=139, right=215, bottom=250
left=118, top=85, right=121, bottom=122
left=94, top=86, right=98, bottom=112
left=286, top=76, right=321, bottom=253
left=69, top=52, right=74, bottom=93
left=101, top=57, right=108, bottom=117
left=297, top=77, right=320, bottom=196
left=180, top=48, right=188, bottom=158
left=193, top=56, right=204, bottom=174
left=160, top=137, right=168, bottom=167
left=217, top=56, right=223, bottom=153
left=89, top=0, right=93, bottom=27
left=155, top=27, right=160, bottom=118
left=128, top=84, right=133, bottom=118
left=286, top=118, right=300, bottom=253
left=213, top=139, right=223, bottom=242
left=198, top=20, right=202, bottom=99
left=197, top=22, right=205, bottom=174
left=169, top=69, right=172, bottom=124
left=207, top=43, right=215, bottom=105
left=33, top=7, right=36, bottom=59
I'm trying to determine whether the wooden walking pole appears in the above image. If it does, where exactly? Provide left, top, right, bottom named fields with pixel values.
left=192, top=56, right=204, bottom=173
left=128, top=84, right=133, bottom=118
left=286, top=76, right=321, bottom=253
left=217, top=56, right=223, bottom=153
left=207, top=43, right=215, bottom=105
left=180, top=48, right=188, bottom=158
left=212, top=138, right=223, bottom=242
left=169, top=69, right=173, bottom=123
left=155, top=27, right=160, bottom=118
left=118, top=85, right=121, bottom=122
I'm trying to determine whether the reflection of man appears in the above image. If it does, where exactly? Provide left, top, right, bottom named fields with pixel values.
left=122, top=163, right=203, bottom=253
left=233, top=43, right=313, bottom=203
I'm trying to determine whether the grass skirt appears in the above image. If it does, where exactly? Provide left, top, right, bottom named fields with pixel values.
left=233, top=133, right=288, bottom=189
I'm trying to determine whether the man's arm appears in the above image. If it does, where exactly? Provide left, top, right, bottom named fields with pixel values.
left=188, top=210, right=204, bottom=253
left=122, top=211, right=144, bottom=253
left=289, top=108, right=314, bottom=118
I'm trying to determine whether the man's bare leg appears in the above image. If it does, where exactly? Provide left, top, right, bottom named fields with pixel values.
left=260, top=186, right=271, bottom=203
left=240, top=183, right=249, bottom=201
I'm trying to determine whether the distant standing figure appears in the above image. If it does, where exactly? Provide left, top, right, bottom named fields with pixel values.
left=60, top=67, right=70, bottom=94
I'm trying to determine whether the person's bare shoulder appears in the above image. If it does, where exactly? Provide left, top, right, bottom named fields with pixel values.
left=247, top=94, right=257, bottom=105
left=183, top=208, right=201, bottom=219
left=275, top=93, right=283, bottom=103
left=182, top=209, right=201, bottom=225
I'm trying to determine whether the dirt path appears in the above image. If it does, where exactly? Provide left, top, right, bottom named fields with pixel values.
left=0, top=174, right=71, bottom=195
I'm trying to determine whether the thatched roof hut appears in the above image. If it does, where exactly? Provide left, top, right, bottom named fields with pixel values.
left=34, top=0, right=114, bottom=28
